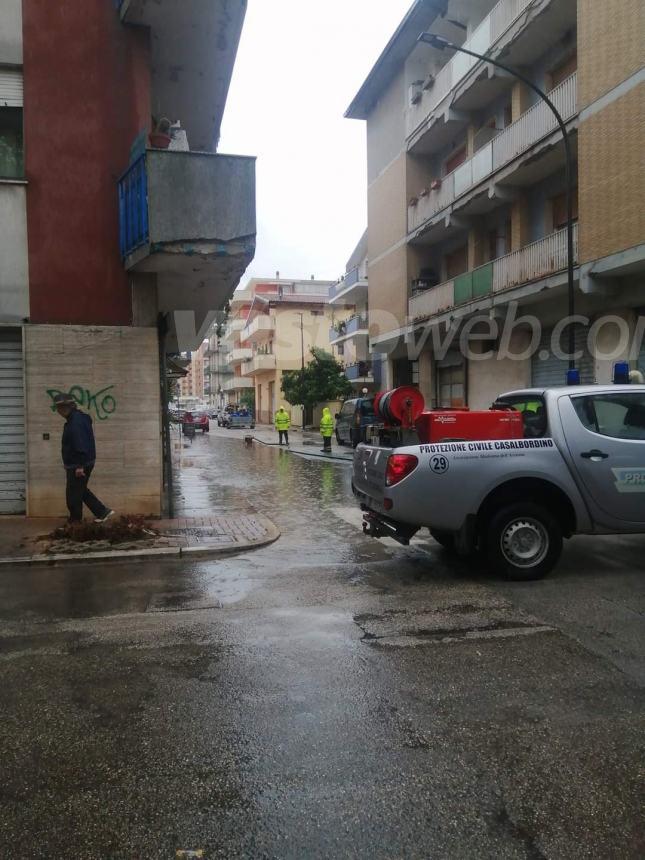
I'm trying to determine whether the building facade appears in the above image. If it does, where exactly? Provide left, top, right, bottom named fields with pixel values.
left=224, top=278, right=336, bottom=425
left=0, top=0, right=255, bottom=515
left=346, top=0, right=644, bottom=408
left=328, top=230, right=382, bottom=392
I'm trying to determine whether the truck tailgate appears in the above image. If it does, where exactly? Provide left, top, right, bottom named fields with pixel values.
left=353, top=445, right=392, bottom=507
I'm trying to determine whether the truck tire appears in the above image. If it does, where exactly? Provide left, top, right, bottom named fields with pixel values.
left=429, top=529, right=455, bottom=552
left=485, top=502, right=562, bottom=581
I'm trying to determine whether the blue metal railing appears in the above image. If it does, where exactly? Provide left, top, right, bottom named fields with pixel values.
left=118, top=154, right=149, bottom=259
left=329, top=266, right=361, bottom=298
left=345, top=361, right=372, bottom=380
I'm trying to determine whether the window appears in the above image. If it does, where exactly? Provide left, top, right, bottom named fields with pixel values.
left=436, top=353, right=466, bottom=408
left=0, top=107, right=23, bottom=179
left=551, top=188, right=579, bottom=230
left=572, top=393, right=645, bottom=440
left=445, top=245, right=468, bottom=279
left=548, top=54, right=577, bottom=91
left=336, top=344, right=344, bottom=356
left=444, top=144, right=467, bottom=175
left=497, top=396, right=548, bottom=438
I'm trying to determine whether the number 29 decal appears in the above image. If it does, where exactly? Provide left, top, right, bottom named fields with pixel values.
left=430, top=454, right=449, bottom=475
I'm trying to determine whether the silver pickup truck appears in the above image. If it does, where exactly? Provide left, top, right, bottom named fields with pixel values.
left=353, top=385, right=645, bottom=580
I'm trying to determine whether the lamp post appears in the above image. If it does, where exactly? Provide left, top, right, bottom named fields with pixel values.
left=418, top=32, right=577, bottom=377
left=295, top=312, right=305, bottom=369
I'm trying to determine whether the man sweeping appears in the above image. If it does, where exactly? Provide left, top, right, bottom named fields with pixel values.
left=53, top=393, right=114, bottom=524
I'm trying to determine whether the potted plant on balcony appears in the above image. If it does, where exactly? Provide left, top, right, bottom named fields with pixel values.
left=149, top=117, right=172, bottom=149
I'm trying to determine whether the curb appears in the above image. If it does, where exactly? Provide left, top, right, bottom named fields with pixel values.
left=0, top=516, right=281, bottom=568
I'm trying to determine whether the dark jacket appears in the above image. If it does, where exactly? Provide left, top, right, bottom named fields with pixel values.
left=62, top=408, right=96, bottom=469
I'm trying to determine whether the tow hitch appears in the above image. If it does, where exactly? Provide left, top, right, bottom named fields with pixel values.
left=362, top=511, right=418, bottom=546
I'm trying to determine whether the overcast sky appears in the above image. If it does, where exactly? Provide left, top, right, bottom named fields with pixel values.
left=218, top=0, right=412, bottom=285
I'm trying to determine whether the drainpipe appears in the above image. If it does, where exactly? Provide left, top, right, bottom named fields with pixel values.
left=157, top=313, right=174, bottom=518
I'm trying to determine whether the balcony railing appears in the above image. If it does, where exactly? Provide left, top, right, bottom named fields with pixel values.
left=345, top=361, right=373, bottom=381
left=241, top=354, right=276, bottom=375
left=241, top=314, right=275, bottom=342
left=118, top=155, right=148, bottom=259
left=493, top=222, right=578, bottom=293
left=409, top=224, right=578, bottom=320
left=226, top=347, right=253, bottom=366
left=330, top=313, right=369, bottom=342
left=407, top=0, right=534, bottom=138
left=408, top=73, right=577, bottom=235
left=223, top=377, right=254, bottom=392
left=328, top=265, right=368, bottom=301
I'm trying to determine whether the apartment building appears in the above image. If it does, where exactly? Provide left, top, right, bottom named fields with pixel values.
left=178, top=341, right=207, bottom=403
left=204, top=331, right=233, bottom=408
left=328, top=231, right=382, bottom=391
left=346, top=0, right=644, bottom=408
left=221, top=289, right=255, bottom=407
left=224, top=278, right=336, bottom=424
left=0, top=0, right=255, bottom=515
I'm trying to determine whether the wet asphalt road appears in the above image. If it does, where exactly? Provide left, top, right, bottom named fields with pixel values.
left=0, top=433, right=643, bottom=859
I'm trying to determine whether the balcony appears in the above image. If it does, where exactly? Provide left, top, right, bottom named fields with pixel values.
left=409, top=223, right=578, bottom=320
left=345, top=361, right=373, bottom=382
left=329, top=313, right=369, bottom=344
left=221, top=318, right=245, bottom=343
left=226, top=347, right=253, bottom=366
left=407, top=0, right=540, bottom=142
left=328, top=266, right=368, bottom=305
left=241, top=314, right=275, bottom=343
left=241, top=354, right=276, bottom=375
left=119, top=0, right=246, bottom=153
left=118, top=149, right=255, bottom=350
left=408, top=73, right=577, bottom=235
left=223, top=377, right=254, bottom=392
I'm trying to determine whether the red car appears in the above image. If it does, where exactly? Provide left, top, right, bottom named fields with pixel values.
left=182, top=411, right=209, bottom=434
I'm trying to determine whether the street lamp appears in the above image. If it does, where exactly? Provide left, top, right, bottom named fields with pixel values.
left=295, top=312, right=305, bottom=369
left=418, top=32, right=577, bottom=377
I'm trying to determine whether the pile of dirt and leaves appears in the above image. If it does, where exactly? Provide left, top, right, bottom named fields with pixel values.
left=41, top=515, right=158, bottom=554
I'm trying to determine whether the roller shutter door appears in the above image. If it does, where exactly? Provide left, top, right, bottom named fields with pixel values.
left=531, top=323, right=594, bottom=387
left=0, top=329, right=26, bottom=513
left=0, top=69, right=23, bottom=107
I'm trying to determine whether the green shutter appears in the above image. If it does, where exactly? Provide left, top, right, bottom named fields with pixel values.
left=472, top=262, right=492, bottom=297
left=454, top=272, right=473, bottom=304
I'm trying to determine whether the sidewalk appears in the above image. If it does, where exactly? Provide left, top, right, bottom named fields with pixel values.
left=214, top=423, right=354, bottom=462
left=0, top=512, right=280, bottom=567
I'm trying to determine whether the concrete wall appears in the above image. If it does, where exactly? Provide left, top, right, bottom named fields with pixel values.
left=0, top=184, right=29, bottom=322
left=146, top=150, right=256, bottom=244
left=366, top=68, right=406, bottom=185
left=0, top=0, right=23, bottom=63
left=22, top=0, right=152, bottom=325
left=24, top=325, right=162, bottom=517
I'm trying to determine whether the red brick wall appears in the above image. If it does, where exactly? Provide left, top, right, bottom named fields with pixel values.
left=22, top=0, right=151, bottom=325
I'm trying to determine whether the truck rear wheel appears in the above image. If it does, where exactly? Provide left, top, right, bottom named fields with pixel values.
left=485, top=502, right=562, bottom=581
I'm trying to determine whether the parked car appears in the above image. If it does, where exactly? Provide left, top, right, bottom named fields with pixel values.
left=335, top=396, right=376, bottom=447
left=218, top=405, right=237, bottom=427
left=182, top=411, right=209, bottom=434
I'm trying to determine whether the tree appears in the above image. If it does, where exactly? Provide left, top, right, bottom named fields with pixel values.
left=240, top=389, right=255, bottom=411
left=281, top=348, right=353, bottom=414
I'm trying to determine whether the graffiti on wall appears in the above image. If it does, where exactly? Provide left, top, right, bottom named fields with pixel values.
left=46, top=385, right=117, bottom=421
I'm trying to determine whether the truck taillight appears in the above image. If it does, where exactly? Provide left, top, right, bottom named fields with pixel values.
left=385, top=454, right=418, bottom=486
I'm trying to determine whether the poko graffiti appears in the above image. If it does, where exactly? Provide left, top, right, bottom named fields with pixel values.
left=47, top=385, right=117, bottom=421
